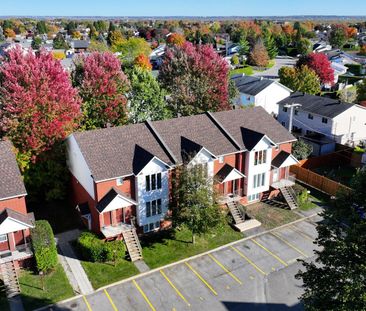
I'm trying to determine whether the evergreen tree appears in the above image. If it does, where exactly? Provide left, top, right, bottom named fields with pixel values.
left=36, top=21, right=48, bottom=34
left=264, top=34, right=278, bottom=59
left=238, top=37, right=250, bottom=56
left=53, top=33, right=69, bottom=49
left=31, top=37, right=42, bottom=50
left=0, top=26, right=5, bottom=41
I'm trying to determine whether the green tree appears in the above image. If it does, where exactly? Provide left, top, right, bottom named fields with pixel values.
left=108, top=30, right=124, bottom=48
left=126, top=67, right=171, bottom=123
left=296, top=38, right=312, bottom=55
left=292, top=139, right=313, bottom=160
left=114, top=37, right=151, bottom=65
left=238, top=38, right=250, bottom=56
left=53, top=33, right=69, bottom=49
left=296, top=169, right=366, bottom=310
left=31, top=37, right=42, bottom=50
left=329, top=27, right=347, bottom=48
left=0, top=26, right=5, bottom=42
left=172, top=164, right=223, bottom=244
left=264, top=34, right=278, bottom=59
left=279, top=66, right=320, bottom=95
left=87, top=39, right=110, bottom=52
left=66, top=21, right=77, bottom=35
left=36, top=21, right=48, bottom=34
left=93, top=20, right=107, bottom=33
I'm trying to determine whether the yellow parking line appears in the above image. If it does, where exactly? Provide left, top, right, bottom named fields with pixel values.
left=82, top=295, right=92, bottom=311
left=185, top=262, right=218, bottom=296
left=133, top=280, right=156, bottom=311
left=271, top=232, right=308, bottom=258
left=289, top=225, right=315, bottom=242
left=251, top=239, right=288, bottom=267
left=207, top=253, right=242, bottom=285
left=104, top=289, right=118, bottom=311
left=160, top=269, right=191, bottom=306
left=230, top=246, right=267, bottom=276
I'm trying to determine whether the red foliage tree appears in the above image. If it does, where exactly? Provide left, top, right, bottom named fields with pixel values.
left=0, top=47, right=81, bottom=162
left=73, top=52, right=130, bottom=129
left=134, top=54, right=152, bottom=71
left=297, top=53, right=334, bottom=85
left=159, top=42, right=230, bottom=116
left=166, top=33, right=186, bottom=47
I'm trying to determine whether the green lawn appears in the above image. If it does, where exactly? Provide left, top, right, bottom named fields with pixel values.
left=230, top=66, right=254, bottom=76
left=19, top=264, right=74, bottom=311
left=81, top=259, right=139, bottom=289
left=141, top=223, right=243, bottom=269
left=293, top=183, right=329, bottom=211
left=246, top=202, right=301, bottom=230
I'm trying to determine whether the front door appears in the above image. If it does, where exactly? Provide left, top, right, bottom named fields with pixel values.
left=273, top=168, right=279, bottom=182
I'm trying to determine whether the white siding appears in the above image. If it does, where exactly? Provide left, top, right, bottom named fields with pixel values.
left=238, top=83, right=291, bottom=116
left=244, top=138, right=273, bottom=196
left=135, top=158, right=170, bottom=227
left=66, top=135, right=95, bottom=199
left=187, top=148, right=215, bottom=182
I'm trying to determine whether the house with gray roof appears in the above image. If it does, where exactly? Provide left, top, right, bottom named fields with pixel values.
left=277, top=92, right=366, bottom=155
left=231, top=75, right=292, bottom=116
left=0, top=140, right=34, bottom=268
left=66, top=107, right=298, bottom=239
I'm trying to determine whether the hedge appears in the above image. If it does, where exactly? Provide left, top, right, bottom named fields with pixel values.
left=31, top=220, right=58, bottom=273
left=77, top=232, right=125, bottom=263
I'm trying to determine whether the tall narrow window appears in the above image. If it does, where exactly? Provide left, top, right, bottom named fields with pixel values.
left=157, top=173, right=162, bottom=189
left=261, top=173, right=266, bottom=186
left=152, top=200, right=157, bottom=215
left=157, top=199, right=162, bottom=214
left=146, top=175, right=150, bottom=191
left=146, top=202, right=151, bottom=217
left=151, top=174, right=156, bottom=190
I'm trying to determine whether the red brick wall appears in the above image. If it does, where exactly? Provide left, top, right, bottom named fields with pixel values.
left=0, top=196, right=27, bottom=214
left=0, top=240, right=9, bottom=252
left=95, top=176, right=135, bottom=202
left=272, top=142, right=292, bottom=160
left=213, top=154, right=236, bottom=174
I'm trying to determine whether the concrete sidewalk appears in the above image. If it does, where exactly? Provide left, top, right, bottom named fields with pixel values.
left=56, top=229, right=93, bottom=295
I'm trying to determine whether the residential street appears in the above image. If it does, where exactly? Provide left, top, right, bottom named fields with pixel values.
left=253, top=56, right=297, bottom=80
left=51, top=215, right=321, bottom=311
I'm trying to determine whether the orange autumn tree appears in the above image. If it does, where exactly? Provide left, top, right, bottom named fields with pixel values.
left=167, top=33, right=186, bottom=47
left=134, top=54, right=152, bottom=71
left=4, top=28, right=16, bottom=38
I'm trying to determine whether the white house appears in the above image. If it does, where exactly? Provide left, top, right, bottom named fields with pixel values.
left=277, top=92, right=366, bottom=154
left=231, top=75, right=292, bottom=116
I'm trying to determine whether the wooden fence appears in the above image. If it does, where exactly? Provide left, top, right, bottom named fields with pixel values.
left=290, top=165, right=351, bottom=196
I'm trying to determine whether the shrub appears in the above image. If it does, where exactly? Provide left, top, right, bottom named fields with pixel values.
left=31, top=220, right=58, bottom=273
left=298, top=189, right=309, bottom=205
left=77, top=231, right=125, bottom=262
left=231, top=55, right=240, bottom=66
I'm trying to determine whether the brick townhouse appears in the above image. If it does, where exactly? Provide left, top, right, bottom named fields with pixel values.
left=66, top=107, right=298, bottom=239
left=0, top=140, right=34, bottom=268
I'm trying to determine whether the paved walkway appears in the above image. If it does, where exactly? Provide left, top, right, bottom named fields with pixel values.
left=134, top=260, right=150, bottom=273
left=55, top=229, right=94, bottom=295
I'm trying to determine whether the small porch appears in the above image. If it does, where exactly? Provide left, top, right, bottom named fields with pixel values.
left=101, top=222, right=134, bottom=239
left=271, top=151, right=298, bottom=189
left=215, top=164, right=246, bottom=204
left=0, top=243, right=33, bottom=264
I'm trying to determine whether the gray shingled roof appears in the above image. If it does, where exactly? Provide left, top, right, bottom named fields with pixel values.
left=271, top=151, right=291, bottom=168
left=231, top=75, right=274, bottom=96
left=72, top=107, right=295, bottom=181
left=278, top=92, right=354, bottom=118
left=96, top=188, right=137, bottom=213
left=0, top=140, right=27, bottom=200
left=212, top=107, right=296, bottom=149
left=152, top=113, right=239, bottom=163
left=73, top=123, right=173, bottom=182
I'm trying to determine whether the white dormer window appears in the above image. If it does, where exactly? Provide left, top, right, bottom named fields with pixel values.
left=146, top=173, right=162, bottom=191
left=116, top=177, right=124, bottom=186
left=254, top=150, right=267, bottom=165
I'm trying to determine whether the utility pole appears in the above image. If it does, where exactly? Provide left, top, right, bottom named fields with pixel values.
left=284, top=103, right=302, bottom=134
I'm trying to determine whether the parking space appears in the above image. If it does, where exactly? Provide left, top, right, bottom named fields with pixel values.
left=55, top=216, right=320, bottom=311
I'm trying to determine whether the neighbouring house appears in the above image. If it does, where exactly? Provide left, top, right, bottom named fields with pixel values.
left=69, top=39, right=90, bottom=53
left=66, top=107, right=297, bottom=239
left=231, top=75, right=292, bottom=117
left=277, top=92, right=366, bottom=154
left=0, top=140, right=34, bottom=268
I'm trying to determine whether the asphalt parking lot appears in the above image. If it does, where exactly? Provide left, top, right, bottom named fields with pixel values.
left=52, top=215, right=321, bottom=311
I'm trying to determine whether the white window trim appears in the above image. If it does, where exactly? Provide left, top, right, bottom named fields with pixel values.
left=0, top=234, right=8, bottom=242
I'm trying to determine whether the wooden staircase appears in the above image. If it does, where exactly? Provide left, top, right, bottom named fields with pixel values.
left=280, top=186, right=299, bottom=210
left=0, top=261, right=20, bottom=298
left=122, top=228, right=143, bottom=262
left=261, top=191, right=289, bottom=209
left=227, top=201, right=245, bottom=224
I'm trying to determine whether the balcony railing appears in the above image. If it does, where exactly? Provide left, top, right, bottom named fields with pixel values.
left=218, top=188, right=244, bottom=204
left=271, top=173, right=296, bottom=189
left=0, top=243, right=33, bottom=263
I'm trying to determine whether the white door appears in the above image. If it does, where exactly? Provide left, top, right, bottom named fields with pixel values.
left=273, top=169, right=279, bottom=182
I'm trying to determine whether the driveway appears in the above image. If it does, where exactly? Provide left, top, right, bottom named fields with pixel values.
left=51, top=215, right=321, bottom=311
left=253, top=56, right=297, bottom=80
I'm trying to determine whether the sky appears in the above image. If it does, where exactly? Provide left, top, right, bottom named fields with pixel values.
left=1, top=0, right=366, bottom=17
